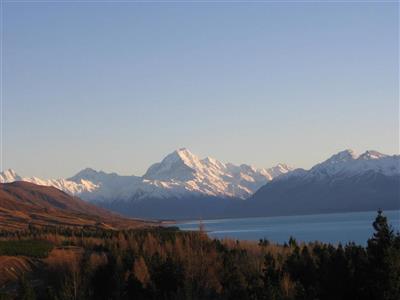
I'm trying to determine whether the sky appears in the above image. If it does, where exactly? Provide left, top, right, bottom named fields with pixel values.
left=2, top=1, right=399, bottom=178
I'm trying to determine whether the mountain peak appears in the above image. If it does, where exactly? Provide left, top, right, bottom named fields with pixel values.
left=72, top=167, right=98, bottom=176
left=176, top=147, right=190, bottom=154
left=358, top=150, right=387, bottom=160
left=79, top=167, right=98, bottom=174
left=272, top=163, right=293, bottom=172
left=163, top=148, right=203, bottom=169
left=307, top=149, right=399, bottom=178
left=309, top=149, right=359, bottom=175
left=68, top=167, right=103, bottom=183
left=173, top=148, right=198, bottom=161
left=143, top=148, right=200, bottom=181
left=0, top=169, right=22, bottom=183
left=325, top=149, right=358, bottom=164
left=2, top=168, right=18, bottom=177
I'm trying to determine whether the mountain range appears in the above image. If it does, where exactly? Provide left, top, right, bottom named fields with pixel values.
left=0, top=148, right=291, bottom=202
left=245, top=150, right=400, bottom=217
left=1, top=148, right=399, bottom=219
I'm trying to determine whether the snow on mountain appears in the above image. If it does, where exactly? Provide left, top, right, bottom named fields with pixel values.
left=0, top=149, right=292, bottom=202
left=279, top=149, right=399, bottom=181
left=1, top=149, right=397, bottom=214
left=310, top=149, right=399, bottom=177
left=249, top=149, right=400, bottom=217
left=265, top=163, right=293, bottom=178
left=144, top=149, right=199, bottom=181
left=0, top=169, right=99, bottom=195
left=0, top=169, right=22, bottom=182
left=143, top=148, right=291, bottom=199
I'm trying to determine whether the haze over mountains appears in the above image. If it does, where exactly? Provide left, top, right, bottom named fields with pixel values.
left=1, top=149, right=399, bottom=219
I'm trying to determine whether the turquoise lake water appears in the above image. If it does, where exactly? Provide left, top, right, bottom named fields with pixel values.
left=174, top=210, right=400, bottom=245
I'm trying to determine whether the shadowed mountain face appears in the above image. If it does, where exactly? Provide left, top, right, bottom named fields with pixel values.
left=244, top=150, right=400, bottom=217
left=0, top=182, right=157, bottom=231
left=244, top=172, right=400, bottom=217
left=0, top=149, right=399, bottom=220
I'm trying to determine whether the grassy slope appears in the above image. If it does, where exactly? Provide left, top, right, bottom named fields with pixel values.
left=0, top=182, right=158, bottom=231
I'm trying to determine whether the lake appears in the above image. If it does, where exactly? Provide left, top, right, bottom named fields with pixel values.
left=174, top=210, right=400, bottom=245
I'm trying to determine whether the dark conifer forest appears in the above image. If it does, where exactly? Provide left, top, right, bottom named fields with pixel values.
left=0, top=211, right=399, bottom=300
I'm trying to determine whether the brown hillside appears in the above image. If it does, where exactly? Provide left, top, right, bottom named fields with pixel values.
left=0, top=182, right=158, bottom=231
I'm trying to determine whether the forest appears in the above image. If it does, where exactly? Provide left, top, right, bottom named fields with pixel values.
left=0, top=210, right=399, bottom=300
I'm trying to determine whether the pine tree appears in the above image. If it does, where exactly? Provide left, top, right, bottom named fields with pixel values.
left=367, top=210, right=400, bottom=300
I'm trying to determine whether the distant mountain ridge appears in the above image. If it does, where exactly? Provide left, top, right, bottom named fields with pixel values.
left=290, top=149, right=399, bottom=178
left=245, top=149, right=400, bottom=217
left=0, top=148, right=292, bottom=203
left=1, top=149, right=398, bottom=219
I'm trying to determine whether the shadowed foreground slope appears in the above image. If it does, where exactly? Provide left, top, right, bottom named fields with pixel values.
left=0, top=182, right=158, bottom=231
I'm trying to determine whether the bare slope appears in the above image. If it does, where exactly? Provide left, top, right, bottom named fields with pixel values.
left=0, top=182, right=157, bottom=231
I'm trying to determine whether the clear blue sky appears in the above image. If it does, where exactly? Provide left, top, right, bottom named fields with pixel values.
left=3, top=1, right=399, bottom=178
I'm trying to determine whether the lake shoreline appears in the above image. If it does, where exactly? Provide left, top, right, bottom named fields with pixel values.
left=171, top=208, right=400, bottom=224
left=172, top=209, right=400, bottom=245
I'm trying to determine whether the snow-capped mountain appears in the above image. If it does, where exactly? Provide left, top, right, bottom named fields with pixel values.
left=2, top=148, right=397, bottom=219
left=247, top=149, right=400, bottom=217
left=0, top=169, right=22, bottom=182
left=310, top=149, right=399, bottom=177
left=0, top=148, right=292, bottom=203
left=142, top=148, right=291, bottom=199
left=0, top=170, right=99, bottom=195
left=276, top=149, right=400, bottom=181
